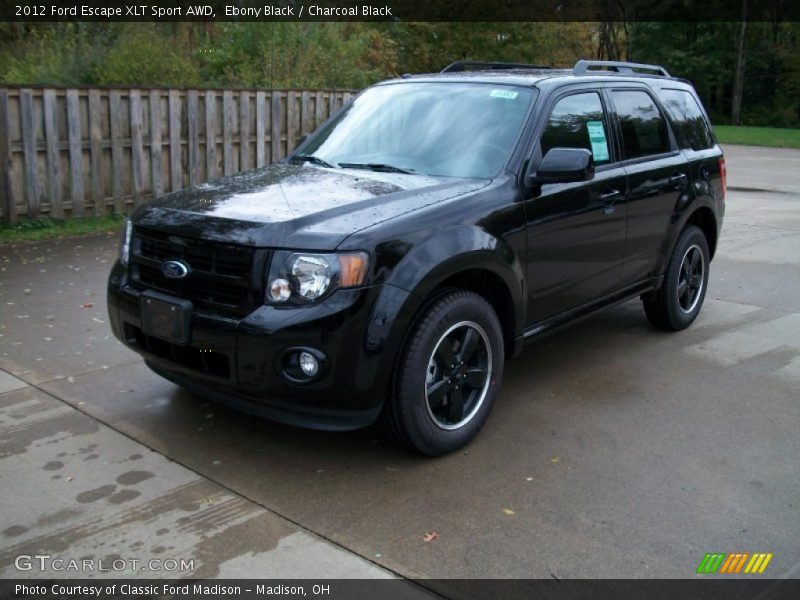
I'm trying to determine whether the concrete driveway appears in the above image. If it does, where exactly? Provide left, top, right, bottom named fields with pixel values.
left=1, top=145, right=798, bottom=582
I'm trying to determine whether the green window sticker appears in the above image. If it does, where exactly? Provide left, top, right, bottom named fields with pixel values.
left=586, top=120, right=609, bottom=161
left=490, top=89, right=519, bottom=100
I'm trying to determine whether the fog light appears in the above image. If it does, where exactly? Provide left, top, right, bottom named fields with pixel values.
left=268, top=278, right=291, bottom=302
left=299, top=351, right=319, bottom=377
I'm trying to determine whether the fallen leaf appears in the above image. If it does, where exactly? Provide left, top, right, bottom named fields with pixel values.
left=551, top=457, right=560, bottom=464
left=423, top=532, right=439, bottom=543
left=81, top=303, right=94, bottom=308
left=502, top=508, right=515, bottom=516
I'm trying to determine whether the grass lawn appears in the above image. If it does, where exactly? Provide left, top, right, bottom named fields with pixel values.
left=0, top=214, right=125, bottom=245
left=714, top=125, right=800, bottom=149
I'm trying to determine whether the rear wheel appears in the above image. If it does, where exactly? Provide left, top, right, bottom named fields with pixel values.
left=643, top=225, right=710, bottom=331
left=382, top=290, right=504, bottom=456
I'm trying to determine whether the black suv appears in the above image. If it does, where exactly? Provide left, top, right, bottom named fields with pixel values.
left=108, top=60, right=725, bottom=455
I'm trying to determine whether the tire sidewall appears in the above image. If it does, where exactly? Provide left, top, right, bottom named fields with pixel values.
left=397, top=292, right=504, bottom=456
left=664, top=226, right=710, bottom=329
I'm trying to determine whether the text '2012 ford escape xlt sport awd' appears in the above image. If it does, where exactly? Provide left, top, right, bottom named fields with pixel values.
left=108, top=60, right=725, bottom=455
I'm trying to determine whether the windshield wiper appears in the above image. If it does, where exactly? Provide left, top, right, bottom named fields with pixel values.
left=338, top=162, right=416, bottom=174
left=290, top=154, right=336, bottom=168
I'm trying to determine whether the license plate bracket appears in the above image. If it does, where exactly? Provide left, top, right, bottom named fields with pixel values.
left=140, top=291, right=193, bottom=346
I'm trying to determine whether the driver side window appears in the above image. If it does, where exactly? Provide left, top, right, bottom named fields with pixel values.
left=540, top=92, right=611, bottom=166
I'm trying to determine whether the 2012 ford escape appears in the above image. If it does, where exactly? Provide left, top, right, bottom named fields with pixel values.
left=108, top=60, right=726, bottom=455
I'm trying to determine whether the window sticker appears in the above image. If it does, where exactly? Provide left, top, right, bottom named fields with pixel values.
left=490, top=89, right=519, bottom=100
left=586, top=120, right=609, bottom=161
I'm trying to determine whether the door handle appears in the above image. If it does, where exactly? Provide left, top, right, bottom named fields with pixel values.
left=670, top=172, right=688, bottom=187
left=599, top=189, right=622, bottom=204
left=599, top=189, right=622, bottom=215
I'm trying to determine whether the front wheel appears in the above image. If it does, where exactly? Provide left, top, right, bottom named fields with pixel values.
left=643, top=225, right=710, bottom=331
left=382, top=290, right=504, bottom=456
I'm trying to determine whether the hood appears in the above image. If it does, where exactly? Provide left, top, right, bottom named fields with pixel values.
left=132, top=164, right=487, bottom=249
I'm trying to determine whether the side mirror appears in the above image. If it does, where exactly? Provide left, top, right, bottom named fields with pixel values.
left=526, top=147, right=594, bottom=186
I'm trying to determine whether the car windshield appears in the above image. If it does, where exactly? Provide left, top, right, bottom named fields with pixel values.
left=298, top=82, right=536, bottom=179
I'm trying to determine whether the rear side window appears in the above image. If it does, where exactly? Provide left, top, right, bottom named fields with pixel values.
left=540, top=92, right=611, bottom=166
left=612, top=90, right=670, bottom=159
left=659, top=89, right=715, bottom=150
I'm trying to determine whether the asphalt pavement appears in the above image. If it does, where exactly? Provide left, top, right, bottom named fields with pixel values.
left=0, top=145, right=798, bottom=583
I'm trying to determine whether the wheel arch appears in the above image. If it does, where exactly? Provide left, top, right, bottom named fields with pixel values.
left=685, top=206, right=718, bottom=259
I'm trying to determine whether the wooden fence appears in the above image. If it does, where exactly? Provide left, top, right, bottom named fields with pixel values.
left=0, top=86, right=356, bottom=223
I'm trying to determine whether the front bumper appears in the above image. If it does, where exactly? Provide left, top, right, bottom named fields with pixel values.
left=107, top=261, right=414, bottom=430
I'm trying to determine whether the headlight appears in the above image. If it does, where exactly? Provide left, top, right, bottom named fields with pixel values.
left=119, top=219, right=133, bottom=266
left=292, top=255, right=332, bottom=300
left=266, top=251, right=369, bottom=304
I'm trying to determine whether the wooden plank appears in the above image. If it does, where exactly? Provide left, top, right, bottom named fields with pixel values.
left=301, top=91, right=311, bottom=138
left=0, top=89, right=16, bottom=223
left=109, top=90, right=124, bottom=213
left=129, top=90, right=144, bottom=204
left=271, top=91, right=282, bottom=162
left=65, top=89, right=84, bottom=217
left=43, top=89, right=62, bottom=218
left=222, top=91, right=234, bottom=175
left=20, top=89, right=40, bottom=218
left=187, top=90, right=199, bottom=186
left=204, top=90, right=216, bottom=180
left=168, top=90, right=181, bottom=191
left=239, top=91, right=250, bottom=171
left=88, top=89, right=103, bottom=216
left=315, top=91, right=325, bottom=128
left=149, top=90, right=163, bottom=197
left=329, top=91, right=337, bottom=117
left=255, top=91, right=266, bottom=167
left=286, top=91, right=296, bottom=154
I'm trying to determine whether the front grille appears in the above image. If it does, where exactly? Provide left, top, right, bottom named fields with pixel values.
left=130, top=228, right=263, bottom=316
left=125, top=324, right=231, bottom=379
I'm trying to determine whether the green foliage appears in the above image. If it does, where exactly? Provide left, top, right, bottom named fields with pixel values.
left=713, top=126, right=800, bottom=149
left=93, top=25, right=201, bottom=87
left=629, top=22, right=800, bottom=127
left=197, top=23, right=396, bottom=89
left=0, top=24, right=99, bottom=85
left=0, top=22, right=797, bottom=126
left=0, top=214, right=125, bottom=244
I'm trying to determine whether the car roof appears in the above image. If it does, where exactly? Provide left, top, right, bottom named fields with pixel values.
left=381, top=62, right=694, bottom=91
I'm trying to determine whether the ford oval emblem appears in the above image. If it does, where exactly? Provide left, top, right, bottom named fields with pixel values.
left=161, top=260, right=191, bottom=279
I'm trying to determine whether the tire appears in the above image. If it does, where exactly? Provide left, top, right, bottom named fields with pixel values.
left=642, top=225, right=710, bottom=331
left=382, top=290, right=504, bottom=456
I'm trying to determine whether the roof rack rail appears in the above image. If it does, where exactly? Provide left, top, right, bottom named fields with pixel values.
left=573, top=60, right=671, bottom=78
left=441, top=61, right=551, bottom=73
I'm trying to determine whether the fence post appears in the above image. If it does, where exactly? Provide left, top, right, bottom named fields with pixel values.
left=88, top=89, right=103, bottom=216
left=20, top=89, right=40, bottom=219
left=149, top=90, right=163, bottom=198
left=222, top=91, right=234, bottom=176
left=130, top=90, right=144, bottom=206
left=187, top=90, right=199, bottom=187
left=205, top=90, right=216, bottom=180
left=239, top=91, right=250, bottom=172
left=168, top=90, right=182, bottom=192
left=43, top=89, right=62, bottom=219
left=66, top=89, right=84, bottom=218
left=0, top=89, right=15, bottom=224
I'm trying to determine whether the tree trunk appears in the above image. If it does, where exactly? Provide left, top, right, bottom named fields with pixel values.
left=731, top=2, right=748, bottom=125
